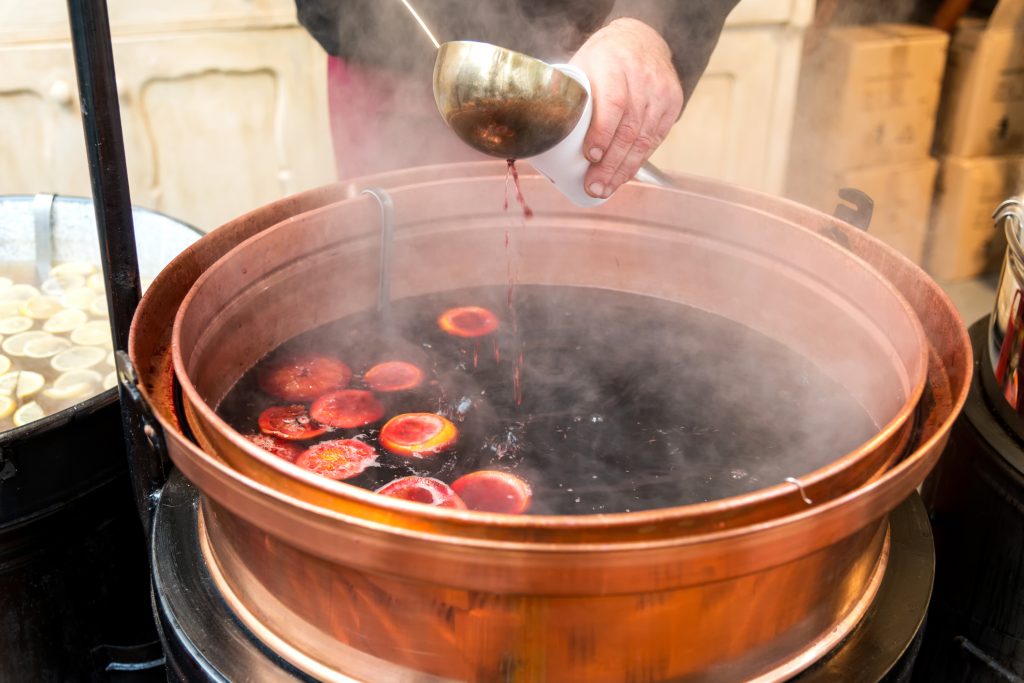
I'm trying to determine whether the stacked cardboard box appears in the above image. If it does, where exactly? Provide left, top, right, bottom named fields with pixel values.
left=926, top=0, right=1024, bottom=281
left=787, top=24, right=948, bottom=266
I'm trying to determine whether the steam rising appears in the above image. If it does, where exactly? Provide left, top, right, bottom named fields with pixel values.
left=786, top=0, right=960, bottom=269
left=219, top=286, right=880, bottom=515
left=256, top=0, right=934, bottom=515
left=300, top=0, right=612, bottom=178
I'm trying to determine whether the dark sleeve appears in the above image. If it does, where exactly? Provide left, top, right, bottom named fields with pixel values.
left=295, top=0, right=432, bottom=69
left=295, top=0, right=739, bottom=96
left=295, top=0, right=347, bottom=57
left=609, top=0, right=741, bottom=98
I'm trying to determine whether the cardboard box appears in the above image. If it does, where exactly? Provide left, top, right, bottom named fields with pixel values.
left=789, top=158, right=939, bottom=265
left=790, top=24, right=949, bottom=170
left=934, top=0, right=1024, bottom=157
left=926, top=155, right=1024, bottom=281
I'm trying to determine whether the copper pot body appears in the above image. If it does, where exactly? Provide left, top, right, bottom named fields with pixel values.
left=131, top=163, right=970, bottom=682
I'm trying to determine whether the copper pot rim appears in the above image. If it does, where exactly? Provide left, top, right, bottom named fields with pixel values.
left=167, top=343, right=958, bottom=556
left=170, top=176, right=930, bottom=535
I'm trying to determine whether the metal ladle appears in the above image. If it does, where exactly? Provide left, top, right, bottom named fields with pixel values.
left=401, top=0, right=575, bottom=160
left=432, top=40, right=588, bottom=159
left=432, top=40, right=673, bottom=187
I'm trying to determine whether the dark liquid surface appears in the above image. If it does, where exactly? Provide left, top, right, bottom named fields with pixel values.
left=218, top=286, right=878, bottom=515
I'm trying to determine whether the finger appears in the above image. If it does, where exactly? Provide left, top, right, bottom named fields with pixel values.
left=664, top=78, right=685, bottom=122
left=582, top=76, right=627, bottom=164
left=654, top=103, right=679, bottom=143
left=618, top=105, right=676, bottom=186
left=602, top=81, right=679, bottom=193
left=604, top=108, right=665, bottom=193
left=586, top=98, right=645, bottom=198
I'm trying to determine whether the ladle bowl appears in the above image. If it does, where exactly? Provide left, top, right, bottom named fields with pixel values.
left=432, top=40, right=588, bottom=159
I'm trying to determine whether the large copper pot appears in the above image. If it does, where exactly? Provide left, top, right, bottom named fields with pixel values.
left=130, top=162, right=970, bottom=681
left=175, top=173, right=928, bottom=538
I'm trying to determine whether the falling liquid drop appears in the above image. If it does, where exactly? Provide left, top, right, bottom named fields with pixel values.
left=503, top=160, right=530, bottom=407
left=505, top=159, right=534, bottom=220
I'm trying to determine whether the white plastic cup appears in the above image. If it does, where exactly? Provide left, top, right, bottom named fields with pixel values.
left=526, top=65, right=606, bottom=208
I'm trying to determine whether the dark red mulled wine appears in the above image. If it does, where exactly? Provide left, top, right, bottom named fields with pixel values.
left=217, top=285, right=878, bottom=515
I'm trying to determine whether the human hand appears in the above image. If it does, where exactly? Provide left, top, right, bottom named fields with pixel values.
left=569, top=18, right=683, bottom=199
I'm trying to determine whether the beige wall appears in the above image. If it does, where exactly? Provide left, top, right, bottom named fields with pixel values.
left=654, top=0, right=813, bottom=193
left=0, top=0, right=333, bottom=231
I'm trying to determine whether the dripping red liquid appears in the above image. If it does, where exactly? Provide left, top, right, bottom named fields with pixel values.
left=505, top=159, right=534, bottom=220
left=513, top=350, right=524, bottom=406
left=503, top=159, right=529, bottom=407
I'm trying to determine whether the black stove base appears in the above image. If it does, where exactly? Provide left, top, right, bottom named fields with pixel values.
left=152, top=471, right=932, bottom=682
left=916, top=318, right=1024, bottom=681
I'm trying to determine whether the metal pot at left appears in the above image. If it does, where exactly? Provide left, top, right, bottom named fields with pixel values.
left=0, top=194, right=201, bottom=681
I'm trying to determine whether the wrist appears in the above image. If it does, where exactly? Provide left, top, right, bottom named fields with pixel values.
left=605, top=17, right=672, bottom=59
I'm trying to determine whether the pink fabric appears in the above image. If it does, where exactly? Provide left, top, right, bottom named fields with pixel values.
left=327, top=56, right=485, bottom=180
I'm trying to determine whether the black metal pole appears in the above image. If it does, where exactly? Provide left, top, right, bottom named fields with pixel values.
left=66, top=0, right=164, bottom=535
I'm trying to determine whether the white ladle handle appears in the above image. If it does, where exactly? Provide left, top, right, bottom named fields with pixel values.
left=634, top=162, right=676, bottom=188
left=525, top=65, right=605, bottom=207
left=528, top=66, right=675, bottom=206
